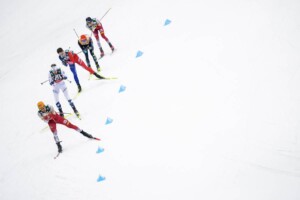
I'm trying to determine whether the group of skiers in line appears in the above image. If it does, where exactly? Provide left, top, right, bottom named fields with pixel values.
left=37, top=17, right=115, bottom=154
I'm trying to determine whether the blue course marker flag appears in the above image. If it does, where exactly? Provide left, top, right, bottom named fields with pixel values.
left=96, top=147, right=104, bottom=154
left=136, top=50, right=143, bottom=58
left=105, top=117, right=113, bottom=125
left=119, top=85, right=126, bottom=93
left=97, top=175, right=106, bottom=182
left=164, top=19, right=171, bottom=26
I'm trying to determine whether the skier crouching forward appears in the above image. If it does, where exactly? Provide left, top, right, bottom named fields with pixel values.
left=49, top=63, right=79, bottom=118
left=37, top=101, right=99, bottom=153
left=86, top=17, right=115, bottom=58
left=78, top=34, right=101, bottom=72
left=57, top=47, right=106, bottom=86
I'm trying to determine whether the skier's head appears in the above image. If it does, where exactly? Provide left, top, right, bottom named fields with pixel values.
left=57, top=48, right=65, bottom=57
left=51, top=63, right=59, bottom=71
left=37, top=101, right=45, bottom=110
left=80, top=35, right=87, bottom=41
left=86, top=17, right=92, bottom=23
left=79, top=35, right=88, bottom=44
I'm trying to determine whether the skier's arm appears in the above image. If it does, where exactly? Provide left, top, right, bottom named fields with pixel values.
left=78, top=41, right=84, bottom=50
left=48, top=72, right=54, bottom=85
left=37, top=112, right=49, bottom=123
left=48, top=105, right=56, bottom=114
left=61, top=70, right=67, bottom=80
left=96, top=19, right=101, bottom=26
left=78, top=41, right=88, bottom=53
left=86, top=24, right=92, bottom=31
left=59, top=56, right=68, bottom=66
left=88, top=39, right=94, bottom=50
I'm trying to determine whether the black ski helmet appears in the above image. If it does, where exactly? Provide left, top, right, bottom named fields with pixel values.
left=86, top=17, right=92, bottom=22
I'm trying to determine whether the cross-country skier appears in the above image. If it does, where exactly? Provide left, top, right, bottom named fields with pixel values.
left=37, top=101, right=99, bottom=153
left=85, top=17, right=114, bottom=58
left=78, top=34, right=101, bottom=72
left=57, top=47, right=105, bottom=92
left=48, top=63, right=80, bottom=118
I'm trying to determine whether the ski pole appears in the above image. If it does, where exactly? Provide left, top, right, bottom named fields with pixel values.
left=40, top=80, right=49, bottom=85
left=73, top=28, right=79, bottom=38
left=99, top=8, right=112, bottom=21
left=89, top=8, right=112, bottom=37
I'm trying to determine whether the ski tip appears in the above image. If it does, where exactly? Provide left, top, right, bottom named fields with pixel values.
left=93, top=137, right=101, bottom=141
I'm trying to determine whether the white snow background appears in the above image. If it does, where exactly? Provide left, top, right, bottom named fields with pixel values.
left=1, top=0, right=300, bottom=199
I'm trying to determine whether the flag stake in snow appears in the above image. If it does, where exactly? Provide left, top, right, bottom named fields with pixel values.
left=96, top=147, right=104, bottom=154
left=105, top=117, right=113, bottom=125
left=136, top=50, right=143, bottom=58
left=119, top=85, right=126, bottom=93
left=97, top=175, right=106, bottom=182
left=164, top=19, right=171, bottom=26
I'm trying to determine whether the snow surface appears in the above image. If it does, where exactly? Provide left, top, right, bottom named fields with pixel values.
left=1, top=0, right=300, bottom=199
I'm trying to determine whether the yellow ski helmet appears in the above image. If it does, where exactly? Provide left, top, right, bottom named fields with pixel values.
left=37, top=101, right=45, bottom=110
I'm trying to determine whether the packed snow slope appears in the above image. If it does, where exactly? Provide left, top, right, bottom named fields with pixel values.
left=1, top=0, right=300, bottom=199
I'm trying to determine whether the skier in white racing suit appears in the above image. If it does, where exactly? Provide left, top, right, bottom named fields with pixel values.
left=48, top=64, right=79, bottom=117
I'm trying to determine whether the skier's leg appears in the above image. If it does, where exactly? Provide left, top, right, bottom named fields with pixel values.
left=69, top=65, right=81, bottom=93
left=84, top=52, right=91, bottom=67
left=61, top=82, right=71, bottom=100
left=94, top=30, right=104, bottom=57
left=90, top=49, right=100, bottom=71
left=56, top=115, right=80, bottom=131
left=55, top=115, right=94, bottom=139
left=48, top=120, right=57, bottom=133
left=68, top=99, right=79, bottom=117
left=53, top=87, right=64, bottom=116
left=100, top=30, right=114, bottom=51
left=93, top=30, right=102, bottom=49
left=48, top=120, right=62, bottom=152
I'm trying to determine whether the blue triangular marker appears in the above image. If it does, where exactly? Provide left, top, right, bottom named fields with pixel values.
left=119, top=85, right=126, bottom=93
left=97, top=175, right=106, bottom=182
left=136, top=50, right=143, bottom=58
left=96, top=147, right=104, bottom=154
left=164, top=19, right=171, bottom=26
left=105, top=117, right=113, bottom=125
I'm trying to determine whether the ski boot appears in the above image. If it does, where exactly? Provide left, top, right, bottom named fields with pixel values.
left=96, top=62, right=101, bottom=72
left=80, top=130, right=93, bottom=139
left=58, top=108, right=64, bottom=117
left=100, top=48, right=104, bottom=58
left=93, top=72, right=105, bottom=79
left=78, top=84, right=82, bottom=93
left=56, top=141, right=63, bottom=153
left=109, top=42, right=114, bottom=52
left=74, top=109, right=80, bottom=118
